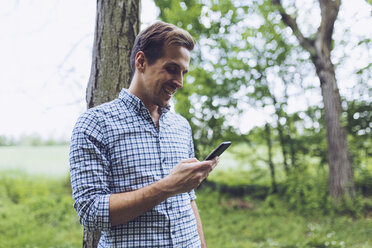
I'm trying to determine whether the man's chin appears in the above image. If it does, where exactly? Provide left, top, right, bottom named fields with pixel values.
left=158, top=102, right=169, bottom=109
left=155, top=94, right=172, bottom=109
left=155, top=99, right=170, bottom=109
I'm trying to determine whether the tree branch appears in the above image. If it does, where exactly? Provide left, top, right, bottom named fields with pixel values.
left=318, top=0, right=341, bottom=51
left=271, top=0, right=316, bottom=56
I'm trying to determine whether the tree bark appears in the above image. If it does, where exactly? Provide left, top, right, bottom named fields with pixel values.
left=83, top=231, right=101, bottom=248
left=313, top=48, right=355, bottom=200
left=272, top=0, right=355, bottom=200
left=84, top=0, right=140, bottom=247
left=271, top=95, right=290, bottom=175
left=87, top=0, right=140, bottom=108
left=265, top=123, right=278, bottom=193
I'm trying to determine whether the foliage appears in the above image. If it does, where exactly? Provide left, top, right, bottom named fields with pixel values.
left=153, top=0, right=371, bottom=181
left=281, top=165, right=332, bottom=216
left=207, top=110, right=372, bottom=216
left=0, top=134, right=69, bottom=146
left=345, top=99, right=372, bottom=170
left=196, top=188, right=372, bottom=248
left=0, top=135, right=16, bottom=146
left=0, top=172, right=82, bottom=247
left=1, top=172, right=371, bottom=247
left=153, top=0, right=318, bottom=160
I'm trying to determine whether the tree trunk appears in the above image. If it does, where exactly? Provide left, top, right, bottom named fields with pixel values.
left=287, top=126, right=296, bottom=169
left=272, top=0, right=355, bottom=201
left=272, top=95, right=290, bottom=175
left=86, top=0, right=140, bottom=108
left=313, top=54, right=355, bottom=200
left=83, top=231, right=101, bottom=248
left=265, top=123, right=278, bottom=193
left=84, top=0, right=140, bottom=247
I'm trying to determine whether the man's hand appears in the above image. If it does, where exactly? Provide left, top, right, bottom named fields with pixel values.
left=163, top=157, right=219, bottom=195
left=109, top=157, right=218, bottom=226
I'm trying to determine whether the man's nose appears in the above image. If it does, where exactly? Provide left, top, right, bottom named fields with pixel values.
left=174, top=73, right=183, bottom=88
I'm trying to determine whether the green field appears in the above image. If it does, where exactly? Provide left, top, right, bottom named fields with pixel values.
left=0, top=146, right=70, bottom=177
left=0, top=145, right=237, bottom=178
left=1, top=146, right=372, bottom=247
left=1, top=172, right=371, bottom=248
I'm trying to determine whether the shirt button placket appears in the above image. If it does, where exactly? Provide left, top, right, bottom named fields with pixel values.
left=159, top=136, right=166, bottom=165
left=170, top=227, right=177, bottom=244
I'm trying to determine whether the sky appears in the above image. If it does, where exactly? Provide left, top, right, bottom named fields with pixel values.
left=0, top=0, right=159, bottom=140
left=0, top=0, right=371, bottom=141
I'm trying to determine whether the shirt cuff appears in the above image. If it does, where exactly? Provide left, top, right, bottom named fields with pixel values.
left=95, top=194, right=111, bottom=231
left=188, top=189, right=197, bottom=201
left=80, top=194, right=111, bottom=232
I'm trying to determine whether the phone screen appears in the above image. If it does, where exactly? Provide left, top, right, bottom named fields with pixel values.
left=204, top=141, right=232, bottom=160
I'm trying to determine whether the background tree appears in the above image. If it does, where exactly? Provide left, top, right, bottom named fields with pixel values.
left=264, top=123, right=278, bottom=193
left=271, top=0, right=355, bottom=201
left=154, top=0, right=371, bottom=204
left=154, top=0, right=311, bottom=158
left=84, top=0, right=140, bottom=247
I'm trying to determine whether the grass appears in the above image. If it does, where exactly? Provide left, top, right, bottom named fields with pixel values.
left=1, top=145, right=371, bottom=247
left=1, top=172, right=371, bottom=248
left=197, top=189, right=372, bottom=248
left=0, top=172, right=83, bottom=247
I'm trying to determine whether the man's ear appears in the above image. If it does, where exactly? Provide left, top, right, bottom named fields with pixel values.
left=135, top=51, right=146, bottom=73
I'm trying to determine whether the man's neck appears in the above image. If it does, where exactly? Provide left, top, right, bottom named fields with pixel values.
left=128, top=83, right=161, bottom=128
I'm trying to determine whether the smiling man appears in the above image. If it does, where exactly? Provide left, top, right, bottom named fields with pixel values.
left=69, top=21, right=218, bottom=248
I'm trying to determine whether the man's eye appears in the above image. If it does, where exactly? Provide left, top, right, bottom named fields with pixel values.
left=167, top=66, right=178, bottom=74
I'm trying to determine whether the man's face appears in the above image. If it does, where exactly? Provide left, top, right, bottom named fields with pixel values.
left=141, top=45, right=191, bottom=108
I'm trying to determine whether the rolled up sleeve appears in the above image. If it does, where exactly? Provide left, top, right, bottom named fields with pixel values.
left=187, top=124, right=197, bottom=201
left=69, top=111, right=112, bottom=231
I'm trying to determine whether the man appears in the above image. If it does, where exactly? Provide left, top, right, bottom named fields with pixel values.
left=70, top=21, right=218, bottom=247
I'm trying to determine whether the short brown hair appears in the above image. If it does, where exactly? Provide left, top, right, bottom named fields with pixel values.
left=130, top=21, right=194, bottom=75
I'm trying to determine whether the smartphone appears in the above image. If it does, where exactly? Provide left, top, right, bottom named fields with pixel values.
left=204, top=141, right=232, bottom=160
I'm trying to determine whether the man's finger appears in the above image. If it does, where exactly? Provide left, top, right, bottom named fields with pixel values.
left=211, top=157, right=219, bottom=169
left=193, top=161, right=213, bottom=172
left=181, top=158, right=199, bottom=163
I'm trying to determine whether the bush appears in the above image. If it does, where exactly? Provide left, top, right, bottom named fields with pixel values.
left=283, top=166, right=332, bottom=216
left=0, top=172, right=82, bottom=247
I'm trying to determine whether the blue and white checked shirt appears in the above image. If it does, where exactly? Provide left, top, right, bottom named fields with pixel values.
left=69, top=89, right=200, bottom=247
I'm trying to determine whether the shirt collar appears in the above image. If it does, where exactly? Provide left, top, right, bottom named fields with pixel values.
left=118, top=88, right=171, bottom=115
